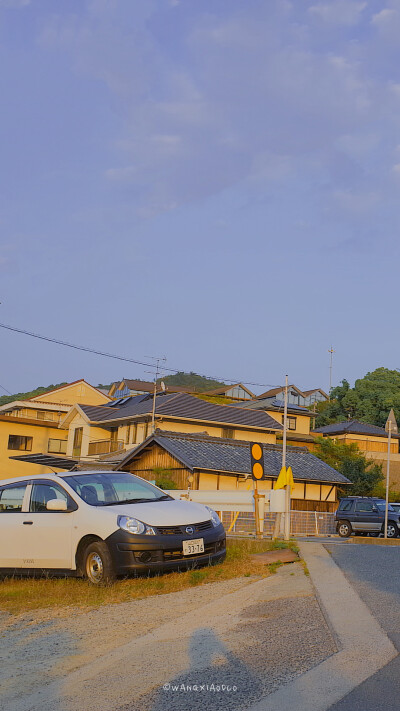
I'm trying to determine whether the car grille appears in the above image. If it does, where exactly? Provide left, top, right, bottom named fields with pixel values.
left=155, top=520, right=213, bottom=535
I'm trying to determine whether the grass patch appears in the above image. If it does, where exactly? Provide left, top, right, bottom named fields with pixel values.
left=0, top=538, right=297, bottom=616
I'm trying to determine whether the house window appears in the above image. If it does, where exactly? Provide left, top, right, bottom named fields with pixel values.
left=48, top=439, right=68, bottom=455
left=36, top=410, right=55, bottom=421
left=8, top=435, right=33, bottom=451
left=221, top=427, right=235, bottom=439
left=287, top=417, right=297, bottom=431
left=72, top=427, right=83, bottom=457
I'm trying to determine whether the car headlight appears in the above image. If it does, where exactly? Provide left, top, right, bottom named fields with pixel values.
left=118, top=516, right=155, bottom=535
left=205, top=506, right=221, bottom=528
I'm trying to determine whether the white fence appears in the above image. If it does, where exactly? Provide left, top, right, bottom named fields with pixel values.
left=221, top=511, right=336, bottom=537
left=166, top=490, right=337, bottom=537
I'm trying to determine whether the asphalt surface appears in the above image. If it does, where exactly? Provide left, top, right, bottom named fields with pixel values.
left=326, top=543, right=400, bottom=711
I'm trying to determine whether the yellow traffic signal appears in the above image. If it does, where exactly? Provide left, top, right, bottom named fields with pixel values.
left=250, top=442, right=265, bottom=480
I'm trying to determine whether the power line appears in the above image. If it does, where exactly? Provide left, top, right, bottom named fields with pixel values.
left=0, top=383, right=12, bottom=396
left=0, top=321, right=282, bottom=390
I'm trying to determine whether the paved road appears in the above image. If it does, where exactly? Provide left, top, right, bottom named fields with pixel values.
left=327, top=543, right=400, bottom=711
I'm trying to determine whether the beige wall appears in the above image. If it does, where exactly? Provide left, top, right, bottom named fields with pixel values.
left=32, top=381, right=110, bottom=406
left=332, top=433, right=397, bottom=454
left=266, top=410, right=311, bottom=435
left=154, top=418, right=277, bottom=444
left=0, top=420, right=68, bottom=480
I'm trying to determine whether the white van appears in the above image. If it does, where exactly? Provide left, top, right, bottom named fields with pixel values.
left=0, top=470, right=226, bottom=584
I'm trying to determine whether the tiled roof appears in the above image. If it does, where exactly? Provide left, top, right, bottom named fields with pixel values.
left=79, top=392, right=283, bottom=430
left=313, top=419, right=400, bottom=438
left=231, top=398, right=313, bottom=416
left=118, top=430, right=350, bottom=484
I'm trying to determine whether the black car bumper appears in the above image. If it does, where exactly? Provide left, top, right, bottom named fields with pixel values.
left=105, top=524, right=226, bottom=575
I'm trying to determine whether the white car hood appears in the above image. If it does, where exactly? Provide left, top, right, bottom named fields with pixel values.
left=103, top=499, right=213, bottom=526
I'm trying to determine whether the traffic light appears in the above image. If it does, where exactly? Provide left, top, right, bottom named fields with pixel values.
left=250, top=442, right=265, bottom=480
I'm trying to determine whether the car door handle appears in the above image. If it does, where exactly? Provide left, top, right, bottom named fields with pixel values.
left=23, top=521, right=33, bottom=525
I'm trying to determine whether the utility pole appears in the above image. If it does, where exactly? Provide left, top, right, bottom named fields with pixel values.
left=272, top=375, right=289, bottom=540
left=283, top=375, right=290, bottom=541
left=328, top=346, right=335, bottom=398
left=145, top=356, right=167, bottom=433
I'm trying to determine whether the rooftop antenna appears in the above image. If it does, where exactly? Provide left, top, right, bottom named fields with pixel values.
left=328, top=346, right=335, bottom=399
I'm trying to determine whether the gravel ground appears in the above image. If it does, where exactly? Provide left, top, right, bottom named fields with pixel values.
left=0, top=564, right=337, bottom=711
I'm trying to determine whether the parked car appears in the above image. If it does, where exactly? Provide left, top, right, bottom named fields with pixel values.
left=335, top=496, right=400, bottom=538
left=389, top=502, right=400, bottom=514
left=0, top=471, right=226, bottom=583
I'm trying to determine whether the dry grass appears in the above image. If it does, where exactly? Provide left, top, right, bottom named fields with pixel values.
left=0, top=538, right=298, bottom=616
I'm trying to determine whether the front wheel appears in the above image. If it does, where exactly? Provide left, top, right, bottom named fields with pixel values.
left=337, top=521, right=352, bottom=537
left=384, top=522, right=398, bottom=539
left=83, top=541, right=116, bottom=584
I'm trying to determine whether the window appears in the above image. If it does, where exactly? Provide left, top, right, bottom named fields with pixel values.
left=339, top=500, right=354, bottom=512
left=48, top=439, right=68, bottom=454
left=0, top=485, right=27, bottom=512
left=125, top=426, right=131, bottom=445
left=287, top=417, right=297, bottom=431
left=131, top=423, right=137, bottom=443
left=355, top=501, right=375, bottom=512
left=37, top=410, right=56, bottom=421
left=29, top=481, right=74, bottom=513
left=221, top=427, right=235, bottom=439
left=66, top=471, right=168, bottom=506
left=72, top=427, right=83, bottom=457
left=8, top=435, right=33, bottom=451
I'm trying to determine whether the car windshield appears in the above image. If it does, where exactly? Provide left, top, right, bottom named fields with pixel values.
left=63, top=472, right=172, bottom=507
left=376, top=502, right=394, bottom=512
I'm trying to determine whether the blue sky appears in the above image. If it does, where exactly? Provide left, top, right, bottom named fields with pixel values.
left=1, top=0, right=400, bottom=395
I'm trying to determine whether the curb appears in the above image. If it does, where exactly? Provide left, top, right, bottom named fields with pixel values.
left=248, top=541, right=397, bottom=711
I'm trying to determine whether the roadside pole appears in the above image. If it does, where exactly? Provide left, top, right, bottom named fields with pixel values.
left=250, top=442, right=265, bottom=539
left=384, top=421, right=391, bottom=539
left=283, top=375, right=290, bottom=541
left=384, top=409, right=398, bottom=538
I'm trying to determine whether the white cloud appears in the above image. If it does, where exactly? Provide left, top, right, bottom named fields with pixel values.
left=35, top=1, right=400, bottom=218
left=308, top=1, right=366, bottom=26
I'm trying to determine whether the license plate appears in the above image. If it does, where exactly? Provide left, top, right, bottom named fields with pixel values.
left=182, top=538, right=204, bottom=556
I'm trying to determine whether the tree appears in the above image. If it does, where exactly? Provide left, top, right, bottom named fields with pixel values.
left=315, top=368, right=400, bottom=429
left=313, top=436, right=383, bottom=496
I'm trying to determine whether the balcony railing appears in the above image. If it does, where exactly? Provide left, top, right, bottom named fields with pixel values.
left=88, top=439, right=124, bottom=456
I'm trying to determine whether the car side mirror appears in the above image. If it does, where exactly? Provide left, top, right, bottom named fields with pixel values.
left=46, top=498, right=68, bottom=511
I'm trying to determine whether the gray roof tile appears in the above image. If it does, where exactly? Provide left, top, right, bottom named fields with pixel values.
left=313, top=419, right=400, bottom=439
left=118, top=431, right=350, bottom=484
left=79, top=392, right=283, bottom=430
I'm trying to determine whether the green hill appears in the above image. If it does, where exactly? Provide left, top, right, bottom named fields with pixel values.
left=157, top=371, right=225, bottom=392
left=0, top=382, right=68, bottom=407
